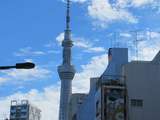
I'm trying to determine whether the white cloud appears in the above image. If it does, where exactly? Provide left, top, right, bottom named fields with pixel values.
left=63, top=0, right=158, bottom=6
left=88, top=0, right=138, bottom=28
left=0, top=53, right=108, bottom=120
left=0, top=66, right=51, bottom=84
left=86, top=47, right=106, bottom=52
left=56, top=33, right=64, bottom=45
left=6, top=67, right=51, bottom=80
left=0, top=85, right=60, bottom=120
left=47, top=50, right=60, bottom=54
left=0, top=77, right=9, bottom=84
left=73, top=54, right=108, bottom=92
left=115, top=0, right=157, bottom=8
left=14, top=47, right=46, bottom=57
left=137, top=31, right=160, bottom=60
left=118, top=31, right=160, bottom=61
left=131, top=0, right=155, bottom=7
left=120, top=32, right=132, bottom=37
left=60, top=0, right=159, bottom=28
left=56, top=33, right=105, bottom=53
left=62, top=0, right=87, bottom=3
left=71, top=0, right=87, bottom=3
left=74, top=37, right=105, bottom=52
left=86, top=0, right=160, bottom=28
left=1, top=40, right=160, bottom=119
left=150, top=31, right=160, bottom=38
left=115, top=0, right=130, bottom=8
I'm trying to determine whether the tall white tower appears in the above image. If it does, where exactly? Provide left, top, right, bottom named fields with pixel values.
left=58, top=0, right=75, bottom=120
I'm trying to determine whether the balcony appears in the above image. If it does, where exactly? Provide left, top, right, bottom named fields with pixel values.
left=96, top=75, right=126, bottom=90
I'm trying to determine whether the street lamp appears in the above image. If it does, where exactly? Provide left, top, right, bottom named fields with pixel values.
left=0, top=62, right=35, bottom=70
left=0, top=62, right=35, bottom=120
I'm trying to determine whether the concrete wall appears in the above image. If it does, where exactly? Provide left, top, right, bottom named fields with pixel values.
left=29, top=105, right=41, bottom=120
left=69, top=94, right=87, bottom=120
left=77, top=78, right=99, bottom=120
left=123, top=61, right=160, bottom=120
left=95, top=88, right=101, bottom=120
left=76, top=49, right=160, bottom=120
left=101, top=48, right=128, bottom=80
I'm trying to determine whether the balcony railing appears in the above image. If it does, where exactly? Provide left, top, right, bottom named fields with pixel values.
left=96, top=75, right=126, bottom=90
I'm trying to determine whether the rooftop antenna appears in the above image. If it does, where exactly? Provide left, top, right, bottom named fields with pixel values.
left=130, top=30, right=144, bottom=61
left=146, top=28, right=151, bottom=41
left=113, top=32, right=117, bottom=47
left=106, top=32, right=114, bottom=48
left=113, top=32, right=120, bottom=48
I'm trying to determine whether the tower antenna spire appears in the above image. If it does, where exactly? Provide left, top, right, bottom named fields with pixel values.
left=66, top=0, right=70, bottom=30
left=64, top=0, right=71, bottom=42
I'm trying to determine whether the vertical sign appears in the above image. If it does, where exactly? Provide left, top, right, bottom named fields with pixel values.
left=102, top=86, right=127, bottom=120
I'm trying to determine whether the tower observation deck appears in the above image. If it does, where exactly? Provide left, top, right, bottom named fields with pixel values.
left=57, top=0, right=76, bottom=120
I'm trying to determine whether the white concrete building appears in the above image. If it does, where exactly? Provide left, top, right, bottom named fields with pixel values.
left=10, top=100, right=41, bottom=120
left=123, top=51, right=160, bottom=120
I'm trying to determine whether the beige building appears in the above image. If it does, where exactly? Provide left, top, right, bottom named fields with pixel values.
left=123, top=51, right=160, bottom=120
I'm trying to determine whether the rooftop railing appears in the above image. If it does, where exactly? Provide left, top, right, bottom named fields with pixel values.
left=11, top=100, right=29, bottom=106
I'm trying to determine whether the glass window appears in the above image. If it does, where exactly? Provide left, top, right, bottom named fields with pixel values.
left=131, top=99, right=143, bottom=107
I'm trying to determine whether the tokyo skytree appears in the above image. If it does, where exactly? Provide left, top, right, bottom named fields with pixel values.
left=57, top=0, right=76, bottom=120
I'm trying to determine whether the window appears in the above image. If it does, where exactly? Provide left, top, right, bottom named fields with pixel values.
left=131, top=99, right=143, bottom=107
left=72, top=114, right=77, bottom=120
left=96, top=101, right=101, bottom=117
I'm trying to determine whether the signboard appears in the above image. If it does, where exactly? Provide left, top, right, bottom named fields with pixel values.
left=102, top=86, right=126, bottom=120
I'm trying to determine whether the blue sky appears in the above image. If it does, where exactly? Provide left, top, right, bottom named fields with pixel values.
left=0, top=0, right=160, bottom=119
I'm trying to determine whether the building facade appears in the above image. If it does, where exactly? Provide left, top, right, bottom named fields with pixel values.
left=69, top=94, right=87, bottom=120
left=68, top=48, right=160, bottom=120
left=10, top=100, right=41, bottom=120
left=75, top=48, right=128, bottom=120
left=123, top=57, right=160, bottom=120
